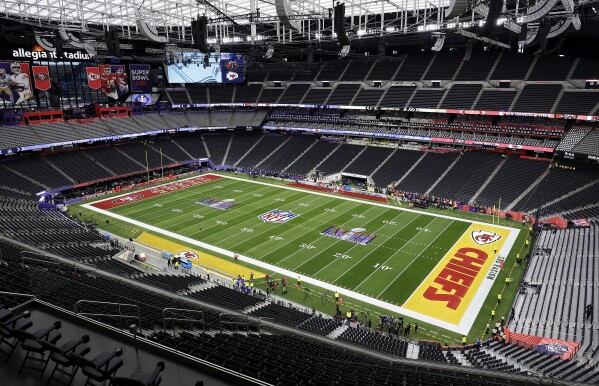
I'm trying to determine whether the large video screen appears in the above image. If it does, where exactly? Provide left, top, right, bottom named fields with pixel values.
left=165, top=52, right=244, bottom=84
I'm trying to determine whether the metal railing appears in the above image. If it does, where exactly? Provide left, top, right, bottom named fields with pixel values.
left=75, top=300, right=142, bottom=333
left=162, top=308, right=206, bottom=337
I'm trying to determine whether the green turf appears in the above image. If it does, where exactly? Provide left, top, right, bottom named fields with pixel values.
left=73, top=172, right=527, bottom=343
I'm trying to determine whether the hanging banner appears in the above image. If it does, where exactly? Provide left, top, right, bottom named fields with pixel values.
left=32, top=65, right=51, bottom=91
left=0, top=62, right=33, bottom=104
left=86, top=66, right=101, bottom=90
left=129, top=64, right=151, bottom=92
left=98, top=64, right=129, bottom=99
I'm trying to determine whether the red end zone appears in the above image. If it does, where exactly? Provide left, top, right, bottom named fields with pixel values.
left=91, top=174, right=222, bottom=210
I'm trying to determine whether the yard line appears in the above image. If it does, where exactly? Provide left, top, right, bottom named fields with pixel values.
left=374, top=219, right=455, bottom=298
left=272, top=204, right=385, bottom=266
left=226, top=196, right=337, bottom=251
left=201, top=193, right=330, bottom=245
left=327, top=213, right=425, bottom=283
left=354, top=217, right=437, bottom=290
left=306, top=210, right=411, bottom=276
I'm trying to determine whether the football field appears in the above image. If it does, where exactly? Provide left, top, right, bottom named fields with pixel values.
left=83, top=173, right=520, bottom=334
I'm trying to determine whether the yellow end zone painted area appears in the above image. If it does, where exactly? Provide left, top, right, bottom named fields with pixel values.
left=403, top=223, right=511, bottom=326
left=136, top=232, right=265, bottom=279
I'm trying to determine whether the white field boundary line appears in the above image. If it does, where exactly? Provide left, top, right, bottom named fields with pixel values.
left=84, top=173, right=520, bottom=334
left=86, top=172, right=519, bottom=233
left=83, top=200, right=511, bottom=335
left=372, top=218, right=453, bottom=298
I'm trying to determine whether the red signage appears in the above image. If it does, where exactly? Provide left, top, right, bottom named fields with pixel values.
left=86, top=66, right=101, bottom=90
left=32, top=65, right=51, bottom=91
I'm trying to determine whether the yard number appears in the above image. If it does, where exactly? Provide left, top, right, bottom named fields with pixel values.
left=253, top=193, right=263, bottom=197
left=334, top=252, right=352, bottom=259
left=324, top=208, right=336, bottom=213
left=193, top=214, right=204, bottom=219
left=269, top=235, right=284, bottom=241
left=216, top=220, right=228, bottom=225
left=374, top=263, right=392, bottom=270
left=352, top=214, right=365, bottom=219
left=172, top=209, right=182, bottom=213
left=300, top=243, right=316, bottom=250
left=416, top=227, right=431, bottom=232
left=241, top=228, right=254, bottom=233
left=383, top=220, right=396, bottom=225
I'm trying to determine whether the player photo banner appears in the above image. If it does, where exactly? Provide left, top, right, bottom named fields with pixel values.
left=0, top=62, right=33, bottom=104
left=129, top=64, right=151, bottom=92
left=86, top=66, right=101, bottom=90
left=32, top=65, right=51, bottom=91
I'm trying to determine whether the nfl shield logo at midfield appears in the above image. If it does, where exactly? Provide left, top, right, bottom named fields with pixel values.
left=471, top=230, right=501, bottom=245
left=259, top=209, right=299, bottom=223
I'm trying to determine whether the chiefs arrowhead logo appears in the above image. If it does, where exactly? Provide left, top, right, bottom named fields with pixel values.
left=471, top=230, right=501, bottom=245
left=226, top=71, right=239, bottom=80
left=181, top=250, right=199, bottom=259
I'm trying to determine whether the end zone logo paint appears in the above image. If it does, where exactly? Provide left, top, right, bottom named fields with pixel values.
left=180, top=250, right=199, bottom=259
left=112, top=194, right=145, bottom=204
left=471, top=230, right=501, bottom=245
left=259, top=209, right=299, bottom=223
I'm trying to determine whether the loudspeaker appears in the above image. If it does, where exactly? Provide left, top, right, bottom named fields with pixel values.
left=105, top=29, right=120, bottom=57
left=463, top=40, right=473, bottom=61
left=275, top=0, right=300, bottom=31
left=48, top=79, right=61, bottom=108
left=478, top=0, right=503, bottom=37
left=191, top=16, right=210, bottom=53
left=334, top=3, right=350, bottom=46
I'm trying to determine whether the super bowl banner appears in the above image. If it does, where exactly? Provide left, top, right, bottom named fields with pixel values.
left=32, top=65, right=51, bottom=91
left=505, top=329, right=580, bottom=360
left=0, top=62, right=33, bottom=104
left=85, top=64, right=129, bottom=99
left=219, top=53, right=244, bottom=84
left=129, top=64, right=151, bottom=92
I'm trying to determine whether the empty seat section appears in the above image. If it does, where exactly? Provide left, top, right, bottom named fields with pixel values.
left=573, top=130, right=599, bottom=156
left=340, top=61, right=374, bottom=81
left=208, top=87, right=234, bottom=104
left=371, top=149, right=424, bottom=187
left=84, top=146, right=144, bottom=175
left=278, top=84, right=311, bottom=104
left=204, top=134, right=232, bottom=165
left=344, top=146, right=394, bottom=176
left=173, top=133, right=208, bottom=159
left=454, top=51, right=499, bottom=81
left=490, top=53, right=534, bottom=80
left=257, top=88, right=284, bottom=103
left=429, top=152, right=503, bottom=202
left=301, top=88, right=332, bottom=104
left=226, top=132, right=262, bottom=165
left=396, top=152, right=459, bottom=193
left=571, top=58, right=599, bottom=79
left=440, top=84, right=482, bottom=109
left=528, top=55, right=576, bottom=81
left=186, top=112, right=211, bottom=127
left=555, top=92, right=599, bottom=116
left=286, top=140, right=339, bottom=175
left=407, top=89, right=446, bottom=108
left=232, top=84, right=262, bottom=103
left=316, top=62, right=349, bottom=81
left=168, top=90, right=190, bottom=104
left=394, top=53, right=434, bottom=81
left=512, top=85, right=562, bottom=113
left=378, top=87, right=416, bottom=108
left=147, top=137, right=191, bottom=162
left=46, top=151, right=114, bottom=183
left=117, top=142, right=164, bottom=169
left=4, top=156, right=72, bottom=188
left=0, top=125, right=43, bottom=148
left=424, top=51, right=463, bottom=80
left=210, top=110, right=232, bottom=126
left=0, top=165, right=45, bottom=193
left=352, top=89, right=384, bottom=107
left=326, top=84, right=361, bottom=105
left=160, top=113, right=190, bottom=128
left=236, top=134, right=286, bottom=168
left=259, top=135, right=316, bottom=171
left=474, top=90, right=516, bottom=111
left=30, top=122, right=85, bottom=144
left=477, top=157, right=548, bottom=207
left=317, top=143, right=364, bottom=175
left=187, top=85, right=209, bottom=103
left=366, top=61, right=401, bottom=80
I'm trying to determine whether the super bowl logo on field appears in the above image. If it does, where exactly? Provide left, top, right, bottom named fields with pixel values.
left=111, top=194, right=144, bottom=204
left=259, top=209, right=299, bottom=223
left=471, top=230, right=501, bottom=245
